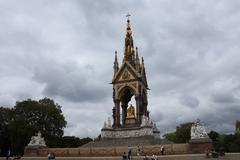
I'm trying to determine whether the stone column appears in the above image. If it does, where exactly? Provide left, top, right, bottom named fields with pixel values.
left=135, top=96, right=140, bottom=124
left=112, top=107, right=116, bottom=127
left=115, top=100, right=121, bottom=127
left=122, top=105, right=125, bottom=127
left=122, top=101, right=128, bottom=127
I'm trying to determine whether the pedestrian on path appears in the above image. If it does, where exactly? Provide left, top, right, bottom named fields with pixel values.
left=137, top=145, right=141, bottom=156
left=160, top=145, right=165, bottom=155
left=6, top=149, right=11, bottom=160
left=128, top=145, right=132, bottom=160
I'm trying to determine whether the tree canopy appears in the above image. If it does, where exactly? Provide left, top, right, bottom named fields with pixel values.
left=236, top=120, right=240, bottom=133
left=164, top=122, right=193, bottom=143
left=0, top=98, right=67, bottom=156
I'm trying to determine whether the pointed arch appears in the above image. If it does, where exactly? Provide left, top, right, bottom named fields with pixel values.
left=117, top=85, right=136, bottom=100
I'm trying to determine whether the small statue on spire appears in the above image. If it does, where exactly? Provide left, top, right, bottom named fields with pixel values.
left=126, top=13, right=131, bottom=19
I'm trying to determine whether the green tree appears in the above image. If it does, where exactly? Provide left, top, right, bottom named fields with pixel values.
left=224, top=134, right=240, bottom=152
left=58, top=136, right=92, bottom=147
left=208, top=130, right=219, bottom=142
left=208, top=130, right=224, bottom=149
left=164, top=132, right=177, bottom=142
left=164, top=122, right=193, bottom=143
left=0, top=107, right=12, bottom=156
left=0, top=98, right=67, bottom=155
left=8, top=113, right=33, bottom=156
left=236, top=120, right=240, bottom=133
left=14, top=98, right=67, bottom=147
left=175, top=122, right=193, bottom=143
left=79, top=137, right=92, bottom=146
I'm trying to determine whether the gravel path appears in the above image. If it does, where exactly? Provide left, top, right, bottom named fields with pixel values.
left=1, top=153, right=240, bottom=160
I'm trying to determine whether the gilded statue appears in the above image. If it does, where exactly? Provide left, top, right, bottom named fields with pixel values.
left=127, top=104, right=135, bottom=118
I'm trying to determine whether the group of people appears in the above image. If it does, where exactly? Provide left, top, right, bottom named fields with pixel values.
left=122, top=145, right=165, bottom=160
left=205, top=147, right=225, bottom=158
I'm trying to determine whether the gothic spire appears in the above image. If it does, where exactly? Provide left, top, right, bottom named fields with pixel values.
left=113, top=51, right=119, bottom=75
left=124, top=14, right=135, bottom=64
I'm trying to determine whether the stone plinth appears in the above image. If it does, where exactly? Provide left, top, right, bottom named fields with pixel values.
left=153, top=130, right=160, bottom=139
left=24, top=146, right=47, bottom=157
left=101, top=126, right=154, bottom=139
left=125, top=117, right=136, bottom=125
left=125, top=117, right=138, bottom=127
left=189, top=138, right=212, bottom=153
left=28, top=143, right=187, bottom=157
left=24, top=132, right=47, bottom=156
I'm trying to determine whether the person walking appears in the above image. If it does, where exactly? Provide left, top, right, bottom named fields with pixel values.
left=127, top=145, right=132, bottom=160
left=160, top=145, right=165, bottom=155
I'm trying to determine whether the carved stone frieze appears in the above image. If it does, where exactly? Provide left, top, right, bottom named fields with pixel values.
left=101, top=126, right=154, bottom=139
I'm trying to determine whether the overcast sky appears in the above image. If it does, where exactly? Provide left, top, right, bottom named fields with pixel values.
left=1, top=0, right=240, bottom=138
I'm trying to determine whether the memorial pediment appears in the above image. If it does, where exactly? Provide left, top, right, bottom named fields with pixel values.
left=112, top=62, right=141, bottom=83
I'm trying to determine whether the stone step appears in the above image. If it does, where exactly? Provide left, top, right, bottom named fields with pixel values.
left=81, top=137, right=172, bottom=148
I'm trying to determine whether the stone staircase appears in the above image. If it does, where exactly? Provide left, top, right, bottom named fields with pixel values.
left=81, top=137, right=172, bottom=148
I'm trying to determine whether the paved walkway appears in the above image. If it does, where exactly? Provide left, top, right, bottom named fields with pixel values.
left=1, top=153, right=240, bottom=160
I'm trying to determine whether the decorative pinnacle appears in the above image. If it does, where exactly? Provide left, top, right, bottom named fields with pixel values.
left=114, top=50, right=118, bottom=63
left=114, top=50, right=119, bottom=73
left=135, top=47, right=140, bottom=67
left=136, top=47, right=139, bottom=59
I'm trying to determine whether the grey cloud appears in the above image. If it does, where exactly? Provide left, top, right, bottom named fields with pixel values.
left=180, top=94, right=200, bottom=108
left=1, top=0, right=240, bottom=138
left=212, top=92, right=238, bottom=103
left=33, top=60, right=109, bottom=103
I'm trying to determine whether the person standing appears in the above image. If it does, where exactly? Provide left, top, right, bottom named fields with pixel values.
left=127, top=145, right=132, bottom=160
left=137, top=145, right=141, bottom=159
left=136, top=145, right=141, bottom=159
left=47, top=153, right=51, bottom=160
left=6, top=149, right=11, bottom=160
left=160, top=145, right=165, bottom=155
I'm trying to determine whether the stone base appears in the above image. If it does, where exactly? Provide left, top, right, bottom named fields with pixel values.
left=153, top=130, right=160, bottom=139
left=24, top=146, right=47, bottom=157
left=23, top=143, right=190, bottom=157
left=189, top=138, right=212, bottom=153
left=125, top=117, right=138, bottom=127
left=101, top=126, right=155, bottom=139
